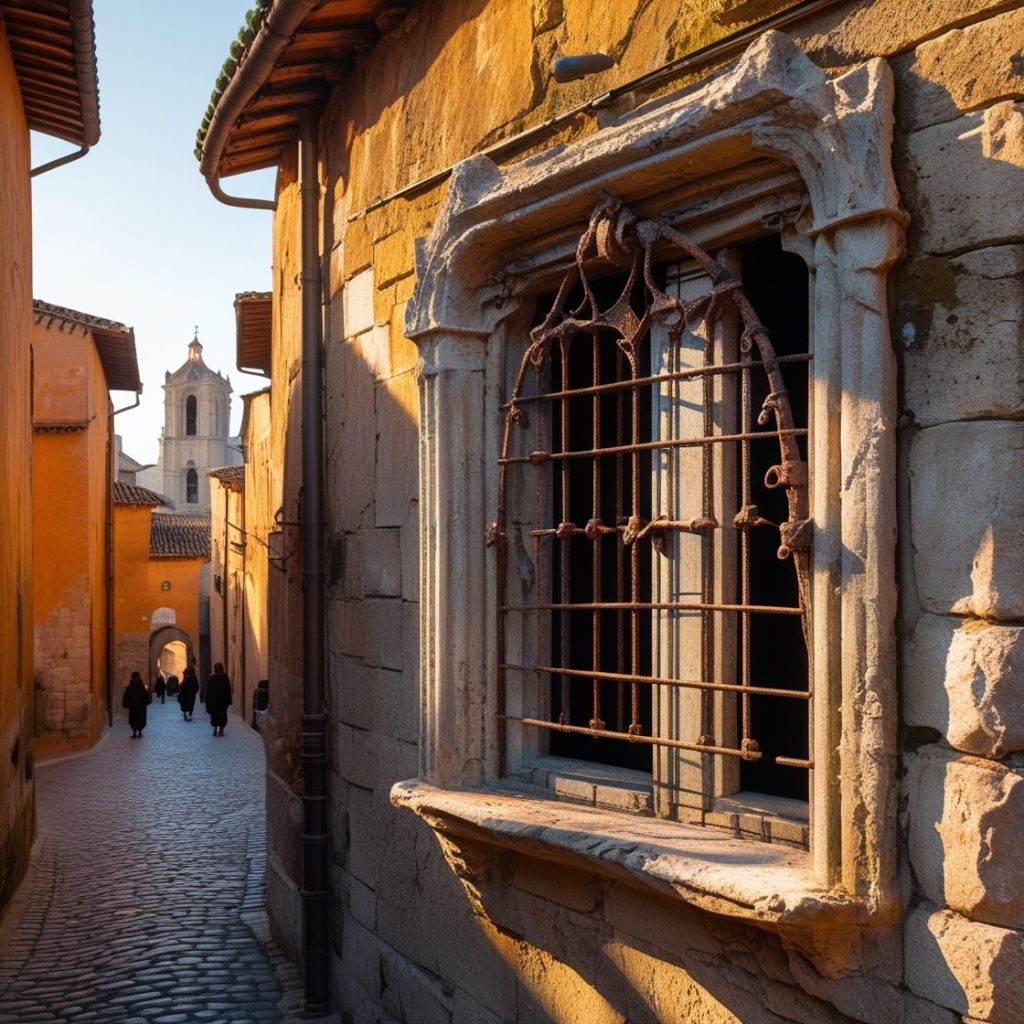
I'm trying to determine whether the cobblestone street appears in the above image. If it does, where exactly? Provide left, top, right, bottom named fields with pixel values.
left=0, top=702, right=302, bottom=1024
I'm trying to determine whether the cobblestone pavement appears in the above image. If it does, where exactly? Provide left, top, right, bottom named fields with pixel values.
left=0, top=701, right=303, bottom=1024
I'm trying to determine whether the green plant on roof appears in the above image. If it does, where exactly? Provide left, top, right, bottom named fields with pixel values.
left=195, top=3, right=271, bottom=162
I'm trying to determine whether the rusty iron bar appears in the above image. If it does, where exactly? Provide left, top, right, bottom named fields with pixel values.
left=502, top=663, right=812, bottom=700
left=499, top=427, right=808, bottom=465
left=502, top=352, right=812, bottom=410
left=510, top=717, right=764, bottom=760
left=492, top=191, right=811, bottom=778
left=503, top=600, right=803, bottom=615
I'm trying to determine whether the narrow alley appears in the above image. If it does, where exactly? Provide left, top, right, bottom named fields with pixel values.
left=0, top=704, right=300, bottom=1024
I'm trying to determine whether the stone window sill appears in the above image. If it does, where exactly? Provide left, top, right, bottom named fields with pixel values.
left=391, top=778, right=866, bottom=931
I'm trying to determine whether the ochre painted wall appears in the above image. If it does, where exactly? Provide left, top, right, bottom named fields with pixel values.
left=0, top=17, right=36, bottom=912
left=112, top=501, right=206, bottom=698
left=31, top=322, right=114, bottom=758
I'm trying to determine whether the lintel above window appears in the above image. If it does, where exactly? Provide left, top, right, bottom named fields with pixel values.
left=392, top=31, right=905, bottom=931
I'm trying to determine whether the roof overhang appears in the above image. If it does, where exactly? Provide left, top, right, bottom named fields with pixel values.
left=197, top=0, right=411, bottom=181
left=235, top=291, right=272, bottom=376
left=33, top=300, right=141, bottom=392
left=0, top=0, right=100, bottom=146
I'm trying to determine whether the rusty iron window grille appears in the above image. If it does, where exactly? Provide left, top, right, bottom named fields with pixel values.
left=489, top=193, right=812, bottom=819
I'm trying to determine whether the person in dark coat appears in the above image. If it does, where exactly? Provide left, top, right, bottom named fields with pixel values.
left=121, top=671, right=152, bottom=738
left=178, top=666, right=199, bottom=721
left=205, top=663, right=233, bottom=737
left=154, top=672, right=166, bottom=704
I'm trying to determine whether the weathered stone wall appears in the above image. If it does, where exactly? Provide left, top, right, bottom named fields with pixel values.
left=260, top=0, right=1024, bottom=1020
left=0, top=17, right=35, bottom=913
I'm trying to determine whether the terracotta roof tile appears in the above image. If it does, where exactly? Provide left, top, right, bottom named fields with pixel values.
left=207, top=465, right=245, bottom=482
left=150, top=512, right=210, bottom=559
left=113, top=481, right=173, bottom=508
left=33, top=299, right=141, bottom=392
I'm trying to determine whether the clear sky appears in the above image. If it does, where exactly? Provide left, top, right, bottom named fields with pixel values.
left=31, top=0, right=276, bottom=466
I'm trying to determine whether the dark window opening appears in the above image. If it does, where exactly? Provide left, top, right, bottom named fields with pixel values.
left=186, top=468, right=198, bottom=504
left=185, top=395, right=198, bottom=436
left=736, top=235, right=809, bottom=801
left=549, top=270, right=654, bottom=770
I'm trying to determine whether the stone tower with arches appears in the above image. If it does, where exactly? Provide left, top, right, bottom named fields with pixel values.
left=158, top=331, right=241, bottom=510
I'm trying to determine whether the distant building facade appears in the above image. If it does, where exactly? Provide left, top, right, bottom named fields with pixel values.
left=155, top=333, right=241, bottom=511
left=112, top=481, right=210, bottom=691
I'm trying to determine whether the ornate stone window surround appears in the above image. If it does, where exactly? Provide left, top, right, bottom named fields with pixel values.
left=392, top=33, right=905, bottom=931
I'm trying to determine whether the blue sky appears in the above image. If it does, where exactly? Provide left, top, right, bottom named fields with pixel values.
left=31, top=0, right=276, bottom=466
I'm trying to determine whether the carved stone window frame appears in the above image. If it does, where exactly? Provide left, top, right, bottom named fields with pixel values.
left=392, top=33, right=905, bottom=930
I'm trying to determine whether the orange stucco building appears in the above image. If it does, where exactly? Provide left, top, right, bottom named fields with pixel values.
left=0, top=1, right=101, bottom=910
left=113, top=482, right=210, bottom=696
left=31, top=303, right=140, bottom=758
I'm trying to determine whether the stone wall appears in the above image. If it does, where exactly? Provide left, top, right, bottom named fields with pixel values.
left=0, top=16, right=36, bottom=913
left=260, top=0, right=1024, bottom=1020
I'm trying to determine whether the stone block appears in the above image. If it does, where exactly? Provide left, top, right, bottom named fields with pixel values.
left=349, top=875, right=376, bottom=931
left=333, top=657, right=375, bottom=733
left=326, top=341, right=375, bottom=532
left=906, top=747, right=1024, bottom=928
left=906, top=614, right=1024, bottom=758
left=510, top=855, right=601, bottom=915
left=373, top=231, right=412, bottom=290
left=338, top=531, right=364, bottom=600
left=452, top=990, right=505, bottom=1024
left=904, top=102, right=1024, bottom=256
left=905, top=993, right=961, bottom=1024
left=361, top=598, right=404, bottom=672
left=400, top=503, right=419, bottom=603
left=389, top=301, right=418, bottom=378
left=335, top=724, right=380, bottom=791
left=353, top=324, right=391, bottom=381
left=343, top=267, right=376, bottom=338
left=370, top=666, right=418, bottom=746
left=344, top=781, right=378, bottom=889
left=363, top=528, right=401, bottom=597
left=800, top=0, right=1020, bottom=68
left=374, top=370, right=418, bottom=528
left=898, top=247, right=1024, bottom=425
left=379, top=945, right=453, bottom=1024
left=706, top=0, right=793, bottom=25
left=904, top=903, right=1024, bottom=1023
left=908, top=422, right=1024, bottom=620
left=331, top=598, right=367, bottom=661
left=894, top=8, right=1024, bottom=132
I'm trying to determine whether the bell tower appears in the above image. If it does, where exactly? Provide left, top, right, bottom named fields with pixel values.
left=158, top=330, right=237, bottom=510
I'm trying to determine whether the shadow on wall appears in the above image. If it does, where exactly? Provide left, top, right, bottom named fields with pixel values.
left=427, top=830, right=871, bottom=1024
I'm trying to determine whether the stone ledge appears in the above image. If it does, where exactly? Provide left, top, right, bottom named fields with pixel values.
left=391, top=779, right=870, bottom=932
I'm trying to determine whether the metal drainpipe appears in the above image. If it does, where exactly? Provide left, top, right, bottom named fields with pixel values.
left=222, top=482, right=230, bottom=674
left=298, top=108, right=329, bottom=1015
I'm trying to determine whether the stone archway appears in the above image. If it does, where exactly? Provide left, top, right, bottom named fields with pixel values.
left=148, top=625, right=196, bottom=689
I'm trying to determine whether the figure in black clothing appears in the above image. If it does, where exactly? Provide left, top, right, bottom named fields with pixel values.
left=206, top=663, right=232, bottom=736
left=178, top=666, right=199, bottom=721
left=121, top=672, right=152, bottom=738
left=154, top=672, right=166, bottom=704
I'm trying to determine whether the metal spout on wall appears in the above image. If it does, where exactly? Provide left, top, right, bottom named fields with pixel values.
left=298, top=108, right=329, bottom=1016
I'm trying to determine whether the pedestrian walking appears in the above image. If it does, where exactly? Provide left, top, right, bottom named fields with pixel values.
left=154, top=672, right=166, bottom=704
left=178, top=665, right=199, bottom=721
left=121, top=671, right=152, bottom=738
left=165, top=671, right=180, bottom=697
left=206, top=663, right=233, bottom=736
